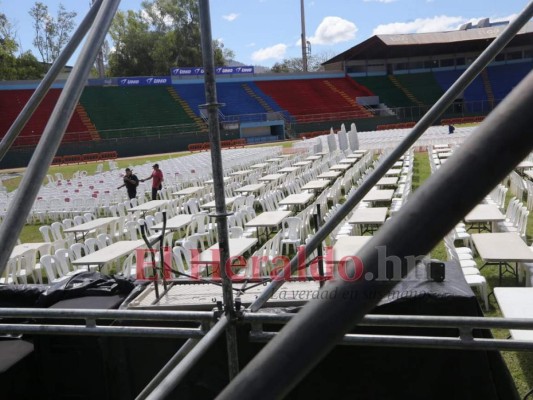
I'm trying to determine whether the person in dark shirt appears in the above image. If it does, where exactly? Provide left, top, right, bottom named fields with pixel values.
left=118, top=168, right=139, bottom=199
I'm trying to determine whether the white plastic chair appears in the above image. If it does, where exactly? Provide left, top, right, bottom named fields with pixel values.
left=280, top=217, right=302, bottom=255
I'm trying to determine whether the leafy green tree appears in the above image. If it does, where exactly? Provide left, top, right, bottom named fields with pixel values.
left=0, top=12, right=45, bottom=80
left=108, top=0, right=234, bottom=76
left=270, top=52, right=335, bottom=73
left=29, top=2, right=77, bottom=63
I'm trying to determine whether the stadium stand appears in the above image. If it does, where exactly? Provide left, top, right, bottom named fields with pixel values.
left=486, top=61, right=533, bottom=102
left=256, top=77, right=373, bottom=122
left=354, top=75, right=415, bottom=108
left=433, top=69, right=488, bottom=113
left=173, top=81, right=285, bottom=121
left=394, top=72, right=444, bottom=106
left=0, top=89, right=95, bottom=147
left=79, top=86, right=200, bottom=138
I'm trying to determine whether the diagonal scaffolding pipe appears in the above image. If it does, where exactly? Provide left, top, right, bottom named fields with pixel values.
left=145, top=316, right=229, bottom=400
left=248, top=0, right=533, bottom=313
left=0, top=0, right=122, bottom=277
left=217, top=30, right=533, bottom=400
left=0, top=0, right=103, bottom=162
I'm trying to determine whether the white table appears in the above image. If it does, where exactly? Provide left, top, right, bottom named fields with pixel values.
left=258, top=173, right=286, bottom=183
left=200, top=197, right=238, bottom=210
left=376, top=177, right=398, bottom=188
left=392, top=161, right=403, bottom=168
left=293, top=161, right=313, bottom=167
left=192, top=238, right=258, bottom=276
left=204, top=177, right=231, bottom=184
left=472, top=232, right=533, bottom=284
left=494, top=287, right=533, bottom=340
left=346, top=153, right=362, bottom=159
left=234, top=183, right=265, bottom=195
left=362, top=189, right=394, bottom=205
left=173, top=186, right=205, bottom=197
left=229, top=169, right=253, bottom=176
left=348, top=207, right=388, bottom=235
left=338, top=158, right=356, bottom=165
left=245, top=211, right=292, bottom=239
left=250, top=163, right=269, bottom=169
left=329, top=164, right=351, bottom=171
left=305, top=156, right=322, bottom=161
left=278, top=167, right=299, bottom=173
left=266, top=157, right=284, bottom=163
left=128, top=200, right=169, bottom=215
left=464, top=204, right=505, bottom=232
left=64, top=217, right=119, bottom=241
left=278, top=193, right=315, bottom=210
left=300, top=180, right=330, bottom=193
left=72, top=239, right=146, bottom=271
left=516, top=161, right=533, bottom=170
left=152, top=214, right=194, bottom=232
left=331, top=236, right=373, bottom=261
left=384, top=168, right=402, bottom=176
left=317, top=171, right=342, bottom=180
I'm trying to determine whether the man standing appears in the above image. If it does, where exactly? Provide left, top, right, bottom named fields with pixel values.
left=141, top=164, right=164, bottom=200
left=118, top=168, right=139, bottom=200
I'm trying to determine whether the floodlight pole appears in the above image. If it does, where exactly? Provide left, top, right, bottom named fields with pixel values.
left=198, top=0, right=240, bottom=380
left=300, top=0, right=308, bottom=72
left=0, top=0, right=103, bottom=162
left=0, top=0, right=122, bottom=278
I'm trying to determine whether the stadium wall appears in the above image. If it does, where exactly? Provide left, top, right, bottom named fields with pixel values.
left=0, top=130, right=221, bottom=169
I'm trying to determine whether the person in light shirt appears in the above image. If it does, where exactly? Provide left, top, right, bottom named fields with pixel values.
left=141, top=164, right=164, bottom=200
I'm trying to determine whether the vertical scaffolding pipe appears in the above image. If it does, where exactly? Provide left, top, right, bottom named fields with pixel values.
left=0, top=0, right=103, bottom=162
left=0, top=0, right=122, bottom=277
left=248, top=0, right=533, bottom=313
left=198, top=0, right=240, bottom=380
left=217, top=68, right=533, bottom=400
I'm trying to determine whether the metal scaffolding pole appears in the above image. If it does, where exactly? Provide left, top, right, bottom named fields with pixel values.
left=216, top=4, right=533, bottom=398
left=0, top=0, right=122, bottom=277
left=135, top=339, right=200, bottom=400
left=138, top=2, right=239, bottom=398
left=0, top=0, right=103, bottom=162
left=248, top=0, right=533, bottom=313
left=146, top=316, right=229, bottom=400
left=198, top=0, right=240, bottom=380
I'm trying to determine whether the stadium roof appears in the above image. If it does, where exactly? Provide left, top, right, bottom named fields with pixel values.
left=324, top=20, right=533, bottom=63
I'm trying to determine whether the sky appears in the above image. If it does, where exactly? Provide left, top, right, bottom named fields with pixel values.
left=0, top=0, right=530, bottom=69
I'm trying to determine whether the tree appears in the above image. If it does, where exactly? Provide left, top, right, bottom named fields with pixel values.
left=108, top=0, right=234, bottom=76
left=29, top=2, right=77, bottom=64
left=270, top=52, right=336, bottom=73
left=0, top=12, right=45, bottom=80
